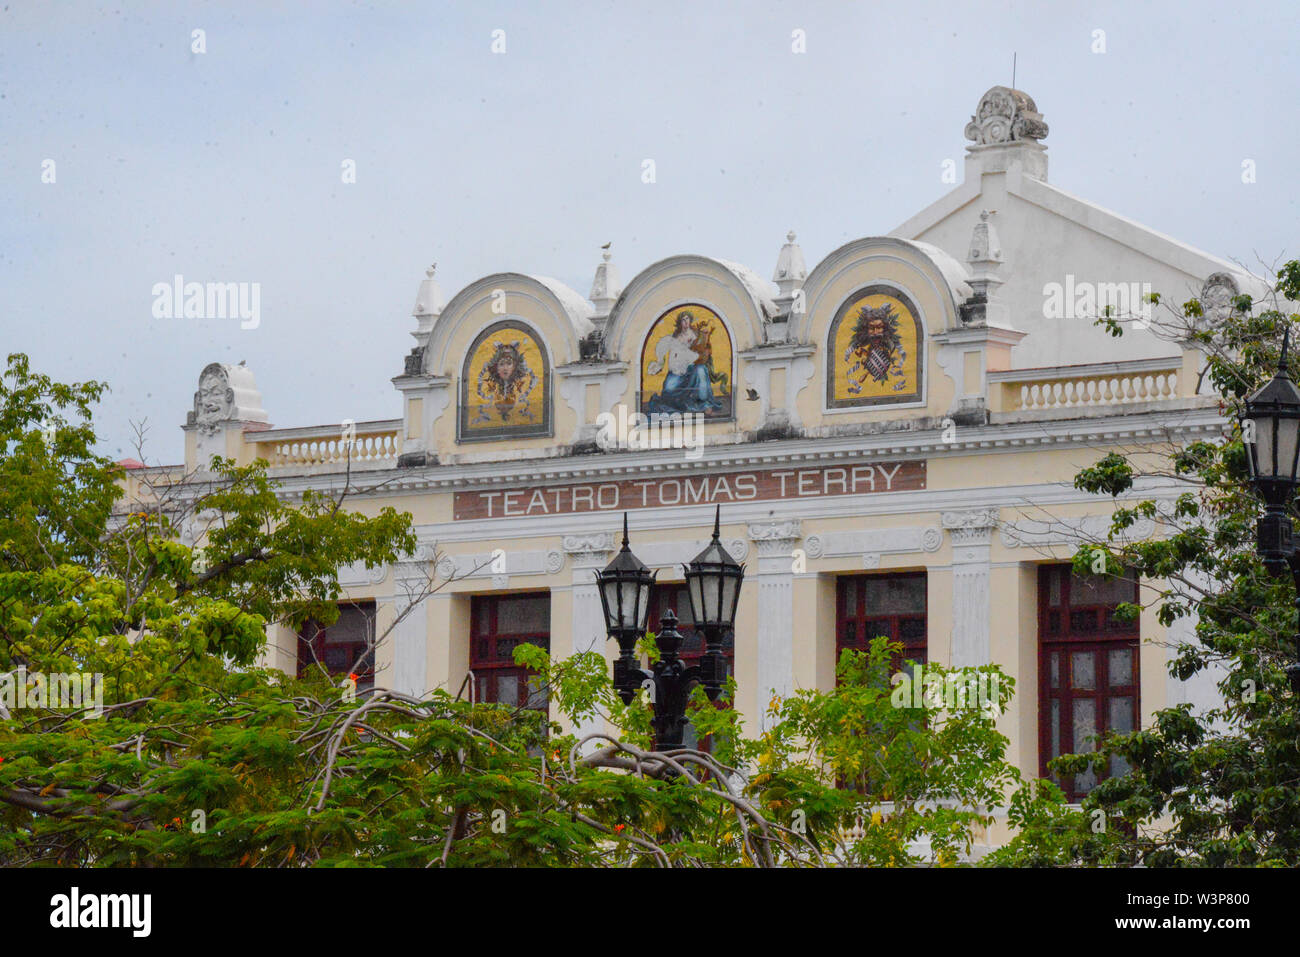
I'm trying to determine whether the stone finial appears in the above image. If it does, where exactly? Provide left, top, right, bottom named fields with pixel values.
left=588, top=244, right=623, bottom=327
left=967, top=210, right=1003, bottom=266
left=410, top=263, right=444, bottom=347
left=960, top=210, right=1006, bottom=327
left=186, top=362, right=269, bottom=435
left=772, top=230, right=807, bottom=300
left=964, top=86, right=1048, bottom=146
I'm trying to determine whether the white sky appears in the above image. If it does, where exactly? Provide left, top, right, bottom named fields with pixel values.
left=3, top=0, right=1296, bottom=463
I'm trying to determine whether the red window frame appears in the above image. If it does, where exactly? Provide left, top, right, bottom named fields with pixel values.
left=470, top=593, right=550, bottom=713
left=835, top=572, right=928, bottom=671
left=297, top=601, right=377, bottom=691
left=1038, top=564, right=1140, bottom=802
left=647, top=583, right=734, bottom=752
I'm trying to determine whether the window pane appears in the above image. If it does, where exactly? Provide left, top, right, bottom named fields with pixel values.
left=497, top=596, right=550, bottom=634
left=1050, top=699, right=1060, bottom=759
left=1071, top=651, right=1096, bottom=690
left=328, top=605, right=373, bottom=645
left=1109, top=647, right=1133, bottom=686
left=863, top=618, right=891, bottom=643
left=1048, top=568, right=1062, bottom=607
left=525, top=676, right=548, bottom=711
left=1074, top=574, right=1137, bottom=607
left=842, top=578, right=858, bottom=616
left=863, top=576, right=925, bottom=615
left=497, top=674, right=519, bottom=705
left=1072, top=698, right=1096, bottom=751
left=899, top=617, right=926, bottom=643
left=1075, top=768, right=1098, bottom=796
left=1069, top=609, right=1098, bottom=633
left=1073, top=697, right=1098, bottom=796
left=1108, top=695, right=1134, bottom=733
left=1050, top=651, right=1059, bottom=690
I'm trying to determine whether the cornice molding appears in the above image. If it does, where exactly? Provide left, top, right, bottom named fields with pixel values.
left=251, top=406, right=1226, bottom=503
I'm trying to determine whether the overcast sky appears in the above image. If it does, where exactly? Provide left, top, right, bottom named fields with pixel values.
left=3, top=0, right=1296, bottom=464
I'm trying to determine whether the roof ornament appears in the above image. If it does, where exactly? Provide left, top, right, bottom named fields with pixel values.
left=964, top=86, right=1048, bottom=146
left=588, top=242, right=624, bottom=332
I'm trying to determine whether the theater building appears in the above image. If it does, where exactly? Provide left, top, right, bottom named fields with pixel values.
left=142, top=85, right=1264, bottom=808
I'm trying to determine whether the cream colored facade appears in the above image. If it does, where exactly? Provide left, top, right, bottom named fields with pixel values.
left=151, top=86, right=1261, bottom=802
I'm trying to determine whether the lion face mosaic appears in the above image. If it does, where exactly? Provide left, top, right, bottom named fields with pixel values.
left=459, top=320, right=551, bottom=440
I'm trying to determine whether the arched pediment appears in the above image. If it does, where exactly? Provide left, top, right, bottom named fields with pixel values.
left=424, top=273, right=593, bottom=377
left=791, top=237, right=970, bottom=346
left=602, top=255, right=775, bottom=361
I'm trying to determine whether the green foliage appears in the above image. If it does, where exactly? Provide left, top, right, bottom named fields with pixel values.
left=993, top=260, right=1300, bottom=866
left=1, top=354, right=1026, bottom=866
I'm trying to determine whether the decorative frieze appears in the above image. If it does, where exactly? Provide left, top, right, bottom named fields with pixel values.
left=435, top=547, right=566, bottom=581
left=804, top=524, right=943, bottom=563
left=1000, top=514, right=1157, bottom=549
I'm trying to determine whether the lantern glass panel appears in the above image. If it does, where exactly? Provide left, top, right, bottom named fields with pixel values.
left=1279, top=416, right=1300, bottom=483
left=687, top=573, right=705, bottom=626
left=619, top=580, right=643, bottom=631
left=1253, top=413, right=1277, bottom=480
left=599, top=577, right=618, bottom=629
left=702, top=569, right=722, bottom=624
left=720, top=573, right=740, bottom=626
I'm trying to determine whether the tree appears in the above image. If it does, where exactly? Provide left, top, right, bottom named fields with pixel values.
left=0, top=353, right=1024, bottom=867
left=987, top=260, right=1300, bottom=867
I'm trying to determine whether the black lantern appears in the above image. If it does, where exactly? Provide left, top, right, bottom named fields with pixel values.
left=683, top=505, right=745, bottom=632
left=1244, top=327, right=1300, bottom=696
left=1243, top=329, right=1300, bottom=506
left=1244, top=329, right=1300, bottom=575
left=683, top=505, right=744, bottom=702
left=595, top=513, right=656, bottom=705
left=596, top=513, right=656, bottom=647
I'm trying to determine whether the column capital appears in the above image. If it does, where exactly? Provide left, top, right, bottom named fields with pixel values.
left=941, top=507, right=1000, bottom=549
left=562, top=531, right=616, bottom=569
left=747, top=519, right=802, bottom=558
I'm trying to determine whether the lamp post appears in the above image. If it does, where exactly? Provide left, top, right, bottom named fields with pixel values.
left=683, top=505, right=744, bottom=707
left=595, top=506, right=744, bottom=750
left=1241, top=328, right=1300, bottom=694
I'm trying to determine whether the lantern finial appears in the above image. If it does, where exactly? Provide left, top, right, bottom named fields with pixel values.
left=1283, top=326, right=1292, bottom=372
left=622, top=511, right=629, bottom=549
left=712, top=504, right=721, bottom=541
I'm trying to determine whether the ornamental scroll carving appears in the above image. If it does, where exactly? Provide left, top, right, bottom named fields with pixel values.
left=964, top=86, right=1048, bottom=146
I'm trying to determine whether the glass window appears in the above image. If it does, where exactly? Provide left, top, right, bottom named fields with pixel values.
left=469, top=593, right=550, bottom=713
left=1038, top=564, right=1140, bottom=802
left=836, top=572, right=927, bottom=668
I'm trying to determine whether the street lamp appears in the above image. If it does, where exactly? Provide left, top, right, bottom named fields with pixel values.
left=594, top=507, right=745, bottom=750
left=595, top=513, right=656, bottom=708
left=683, top=505, right=745, bottom=704
left=1242, top=327, right=1300, bottom=693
